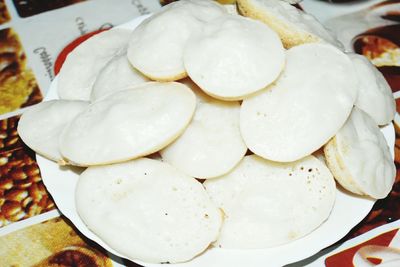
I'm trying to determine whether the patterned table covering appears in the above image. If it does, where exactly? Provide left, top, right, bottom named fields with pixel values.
left=0, top=0, right=399, bottom=266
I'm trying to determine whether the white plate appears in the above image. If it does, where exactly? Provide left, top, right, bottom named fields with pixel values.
left=37, top=15, right=396, bottom=267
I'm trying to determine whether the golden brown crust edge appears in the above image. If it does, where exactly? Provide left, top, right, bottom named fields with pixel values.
left=237, top=0, right=319, bottom=49
left=324, top=137, right=365, bottom=196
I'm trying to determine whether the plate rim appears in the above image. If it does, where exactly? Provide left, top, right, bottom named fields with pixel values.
left=37, top=14, right=396, bottom=267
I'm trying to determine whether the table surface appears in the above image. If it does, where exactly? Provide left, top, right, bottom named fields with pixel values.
left=0, top=0, right=399, bottom=266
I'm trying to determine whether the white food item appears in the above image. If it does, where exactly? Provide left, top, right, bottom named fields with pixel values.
left=60, top=82, right=196, bottom=166
left=240, top=43, right=358, bottom=162
left=58, top=28, right=131, bottom=101
left=127, top=0, right=227, bottom=81
left=76, top=158, right=222, bottom=263
left=91, top=51, right=149, bottom=101
left=349, top=53, right=395, bottom=126
left=204, top=155, right=336, bottom=248
left=18, top=100, right=88, bottom=163
left=237, top=0, right=342, bottom=49
left=160, top=79, right=247, bottom=178
left=281, top=0, right=302, bottom=4
left=223, top=3, right=239, bottom=15
left=324, top=107, right=396, bottom=199
left=184, top=14, right=284, bottom=100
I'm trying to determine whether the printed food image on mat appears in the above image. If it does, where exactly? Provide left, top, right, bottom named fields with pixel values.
left=0, top=216, right=113, bottom=266
left=0, top=116, right=24, bottom=153
left=326, top=228, right=400, bottom=267
left=353, top=23, right=400, bottom=93
left=0, top=116, right=54, bottom=227
left=326, top=0, right=400, bottom=93
left=0, top=0, right=10, bottom=24
left=12, top=0, right=87, bottom=18
left=159, top=0, right=177, bottom=6
left=0, top=28, right=42, bottom=115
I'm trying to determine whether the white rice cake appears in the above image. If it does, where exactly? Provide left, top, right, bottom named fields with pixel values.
left=240, top=43, right=358, bottom=162
left=281, top=0, right=302, bottom=4
left=237, top=0, right=342, bottom=49
left=324, top=107, right=396, bottom=199
left=76, top=158, right=223, bottom=263
left=17, top=100, right=88, bottom=163
left=60, top=82, right=196, bottom=166
left=349, top=53, right=396, bottom=126
left=223, top=3, right=239, bottom=15
left=184, top=14, right=284, bottom=100
left=204, top=155, right=336, bottom=248
left=91, top=51, right=149, bottom=101
left=160, top=79, right=247, bottom=179
left=58, top=28, right=131, bottom=101
left=127, top=0, right=226, bottom=81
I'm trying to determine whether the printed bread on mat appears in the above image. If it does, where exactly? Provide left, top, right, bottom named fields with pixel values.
left=0, top=28, right=42, bottom=115
left=0, top=116, right=24, bottom=152
left=237, top=0, right=342, bottom=49
left=0, top=217, right=112, bottom=266
left=0, top=147, right=55, bottom=227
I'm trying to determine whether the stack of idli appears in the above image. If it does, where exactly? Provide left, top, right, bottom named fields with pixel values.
left=17, top=0, right=396, bottom=264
